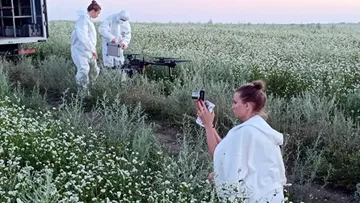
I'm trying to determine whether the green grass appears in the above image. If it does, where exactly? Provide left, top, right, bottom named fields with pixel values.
left=0, top=21, right=359, bottom=202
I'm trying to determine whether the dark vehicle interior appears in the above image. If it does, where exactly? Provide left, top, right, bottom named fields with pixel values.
left=0, top=0, right=46, bottom=38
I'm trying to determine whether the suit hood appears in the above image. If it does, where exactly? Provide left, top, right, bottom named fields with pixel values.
left=116, top=10, right=130, bottom=22
left=76, top=10, right=89, bottom=17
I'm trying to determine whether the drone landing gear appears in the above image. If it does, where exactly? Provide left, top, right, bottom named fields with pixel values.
left=168, top=66, right=174, bottom=81
left=124, top=69, right=134, bottom=78
left=120, top=64, right=141, bottom=79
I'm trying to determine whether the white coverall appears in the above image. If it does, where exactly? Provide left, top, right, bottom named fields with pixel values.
left=213, top=115, right=287, bottom=203
left=70, top=11, right=100, bottom=92
left=98, top=10, right=132, bottom=68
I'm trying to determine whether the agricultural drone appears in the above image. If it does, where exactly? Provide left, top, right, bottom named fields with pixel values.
left=118, top=53, right=191, bottom=79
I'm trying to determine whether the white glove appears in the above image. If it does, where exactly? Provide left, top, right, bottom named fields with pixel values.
left=196, top=100, right=215, bottom=127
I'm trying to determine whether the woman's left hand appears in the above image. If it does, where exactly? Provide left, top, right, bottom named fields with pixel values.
left=196, top=100, right=215, bottom=128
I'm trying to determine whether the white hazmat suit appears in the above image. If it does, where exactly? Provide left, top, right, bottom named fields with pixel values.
left=98, top=10, right=131, bottom=68
left=70, top=10, right=100, bottom=94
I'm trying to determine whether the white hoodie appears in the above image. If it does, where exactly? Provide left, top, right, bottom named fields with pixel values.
left=213, top=115, right=287, bottom=203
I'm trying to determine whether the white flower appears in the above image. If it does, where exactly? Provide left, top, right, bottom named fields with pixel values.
left=16, top=198, right=24, bottom=203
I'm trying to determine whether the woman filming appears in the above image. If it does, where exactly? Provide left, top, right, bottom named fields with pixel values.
left=196, top=80, right=287, bottom=203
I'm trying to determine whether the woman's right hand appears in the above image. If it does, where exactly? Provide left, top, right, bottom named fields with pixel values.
left=111, top=38, right=116, bottom=43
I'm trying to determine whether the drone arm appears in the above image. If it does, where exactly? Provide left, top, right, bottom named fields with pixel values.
left=98, top=18, right=116, bottom=41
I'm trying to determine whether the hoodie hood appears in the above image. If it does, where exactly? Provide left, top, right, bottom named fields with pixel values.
left=117, top=10, right=130, bottom=22
left=238, top=115, right=284, bottom=145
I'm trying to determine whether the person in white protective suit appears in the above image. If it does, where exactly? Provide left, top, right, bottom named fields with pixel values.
left=98, top=10, right=132, bottom=69
left=196, top=80, right=287, bottom=203
left=70, top=1, right=101, bottom=96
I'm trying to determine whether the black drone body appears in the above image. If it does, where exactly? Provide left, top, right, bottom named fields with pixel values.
left=120, top=53, right=191, bottom=78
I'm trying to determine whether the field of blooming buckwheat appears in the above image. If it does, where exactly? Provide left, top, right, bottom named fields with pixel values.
left=0, top=21, right=359, bottom=202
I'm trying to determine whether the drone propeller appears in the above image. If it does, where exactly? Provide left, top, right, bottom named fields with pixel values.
left=124, top=53, right=142, bottom=61
left=124, top=53, right=141, bottom=56
left=168, top=59, right=191, bottom=63
left=152, top=58, right=191, bottom=63
left=153, top=57, right=180, bottom=60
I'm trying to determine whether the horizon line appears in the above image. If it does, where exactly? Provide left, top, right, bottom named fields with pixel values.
left=49, top=19, right=360, bottom=25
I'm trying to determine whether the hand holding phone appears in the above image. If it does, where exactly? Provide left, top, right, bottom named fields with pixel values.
left=196, top=100, right=215, bottom=128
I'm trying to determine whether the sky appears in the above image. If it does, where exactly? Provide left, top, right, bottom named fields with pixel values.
left=47, top=0, right=360, bottom=24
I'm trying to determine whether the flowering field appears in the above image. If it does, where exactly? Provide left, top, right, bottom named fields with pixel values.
left=0, top=21, right=359, bottom=202
left=0, top=94, right=216, bottom=202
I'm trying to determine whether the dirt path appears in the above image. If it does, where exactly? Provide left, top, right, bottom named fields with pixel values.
left=146, top=119, right=183, bottom=155
left=288, top=183, right=354, bottom=203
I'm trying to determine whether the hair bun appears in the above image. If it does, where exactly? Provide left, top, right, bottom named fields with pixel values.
left=92, top=0, right=97, bottom=4
left=252, top=80, right=265, bottom=90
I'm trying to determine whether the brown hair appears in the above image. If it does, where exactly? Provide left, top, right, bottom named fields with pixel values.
left=236, top=80, right=268, bottom=118
left=87, top=0, right=101, bottom=12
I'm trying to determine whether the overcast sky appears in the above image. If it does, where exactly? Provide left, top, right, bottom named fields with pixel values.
left=47, top=0, right=360, bottom=24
